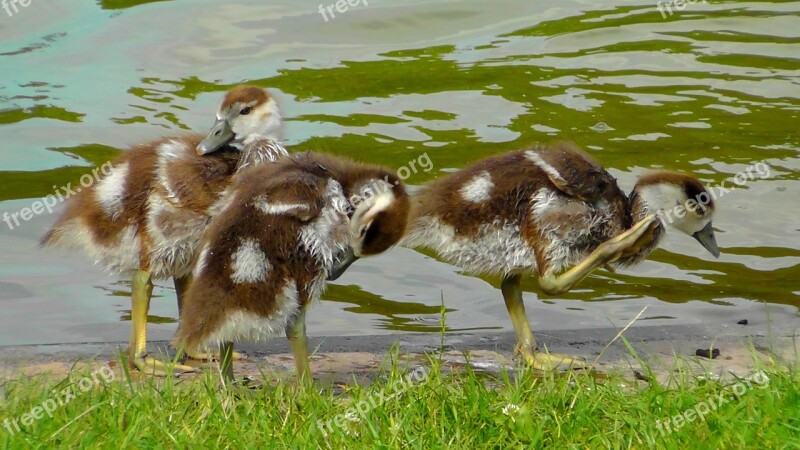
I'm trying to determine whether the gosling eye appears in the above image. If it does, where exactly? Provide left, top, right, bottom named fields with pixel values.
left=358, top=224, right=369, bottom=238
left=685, top=201, right=704, bottom=216
left=240, top=106, right=252, bottom=116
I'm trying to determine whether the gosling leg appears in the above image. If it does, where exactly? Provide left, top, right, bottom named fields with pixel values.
left=538, top=214, right=659, bottom=295
left=130, top=270, right=195, bottom=376
left=501, top=274, right=584, bottom=370
left=285, top=307, right=312, bottom=384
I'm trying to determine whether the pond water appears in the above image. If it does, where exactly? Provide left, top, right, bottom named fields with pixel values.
left=0, top=0, right=798, bottom=346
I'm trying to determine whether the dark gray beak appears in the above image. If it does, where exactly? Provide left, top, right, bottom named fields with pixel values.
left=328, top=247, right=360, bottom=281
left=196, top=118, right=234, bottom=155
left=692, top=222, right=720, bottom=258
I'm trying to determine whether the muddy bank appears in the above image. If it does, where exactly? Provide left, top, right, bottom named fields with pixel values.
left=1, top=322, right=796, bottom=388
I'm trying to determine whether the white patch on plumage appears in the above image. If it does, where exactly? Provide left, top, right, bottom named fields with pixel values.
left=94, top=162, right=129, bottom=219
left=193, top=243, right=210, bottom=278
left=402, top=216, right=537, bottom=276
left=254, top=197, right=310, bottom=216
left=300, top=179, right=350, bottom=272
left=202, top=279, right=300, bottom=345
left=230, top=239, right=271, bottom=284
left=44, top=219, right=141, bottom=274
left=156, top=140, right=186, bottom=204
left=459, top=171, right=494, bottom=203
left=145, top=193, right=209, bottom=279
left=525, top=150, right=567, bottom=185
left=530, top=187, right=559, bottom=218
left=303, top=274, right=328, bottom=307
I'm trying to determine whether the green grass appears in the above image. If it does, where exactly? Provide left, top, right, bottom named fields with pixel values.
left=0, top=353, right=798, bottom=449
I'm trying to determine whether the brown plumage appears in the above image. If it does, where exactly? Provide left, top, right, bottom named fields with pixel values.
left=172, top=152, right=410, bottom=381
left=406, top=143, right=634, bottom=275
left=42, top=139, right=248, bottom=277
left=528, top=142, right=616, bottom=203
left=41, top=86, right=286, bottom=375
left=403, top=142, right=719, bottom=369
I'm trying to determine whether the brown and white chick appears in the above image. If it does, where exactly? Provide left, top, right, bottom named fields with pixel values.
left=402, top=142, right=719, bottom=370
left=172, top=152, right=410, bottom=382
left=41, top=86, right=287, bottom=375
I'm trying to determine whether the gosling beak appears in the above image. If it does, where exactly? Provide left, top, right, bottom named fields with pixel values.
left=692, top=222, right=720, bottom=258
left=196, top=118, right=234, bottom=155
left=328, top=247, right=360, bottom=281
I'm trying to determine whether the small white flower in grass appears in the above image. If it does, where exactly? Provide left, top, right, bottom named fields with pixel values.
left=502, top=403, right=520, bottom=421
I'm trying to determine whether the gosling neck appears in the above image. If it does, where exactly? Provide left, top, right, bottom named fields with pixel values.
left=235, top=137, right=288, bottom=171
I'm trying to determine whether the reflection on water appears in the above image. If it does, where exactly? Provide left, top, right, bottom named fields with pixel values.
left=97, top=0, right=172, bottom=10
left=0, top=0, right=798, bottom=345
left=324, top=284, right=459, bottom=333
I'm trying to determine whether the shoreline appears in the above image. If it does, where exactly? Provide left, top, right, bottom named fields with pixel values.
left=2, top=322, right=797, bottom=385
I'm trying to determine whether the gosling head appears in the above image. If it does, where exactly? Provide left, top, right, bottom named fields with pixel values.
left=635, top=171, right=720, bottom=258
left=328, top=180, right=411, bottom=280
left=196, top=85, right=282, bottom=155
